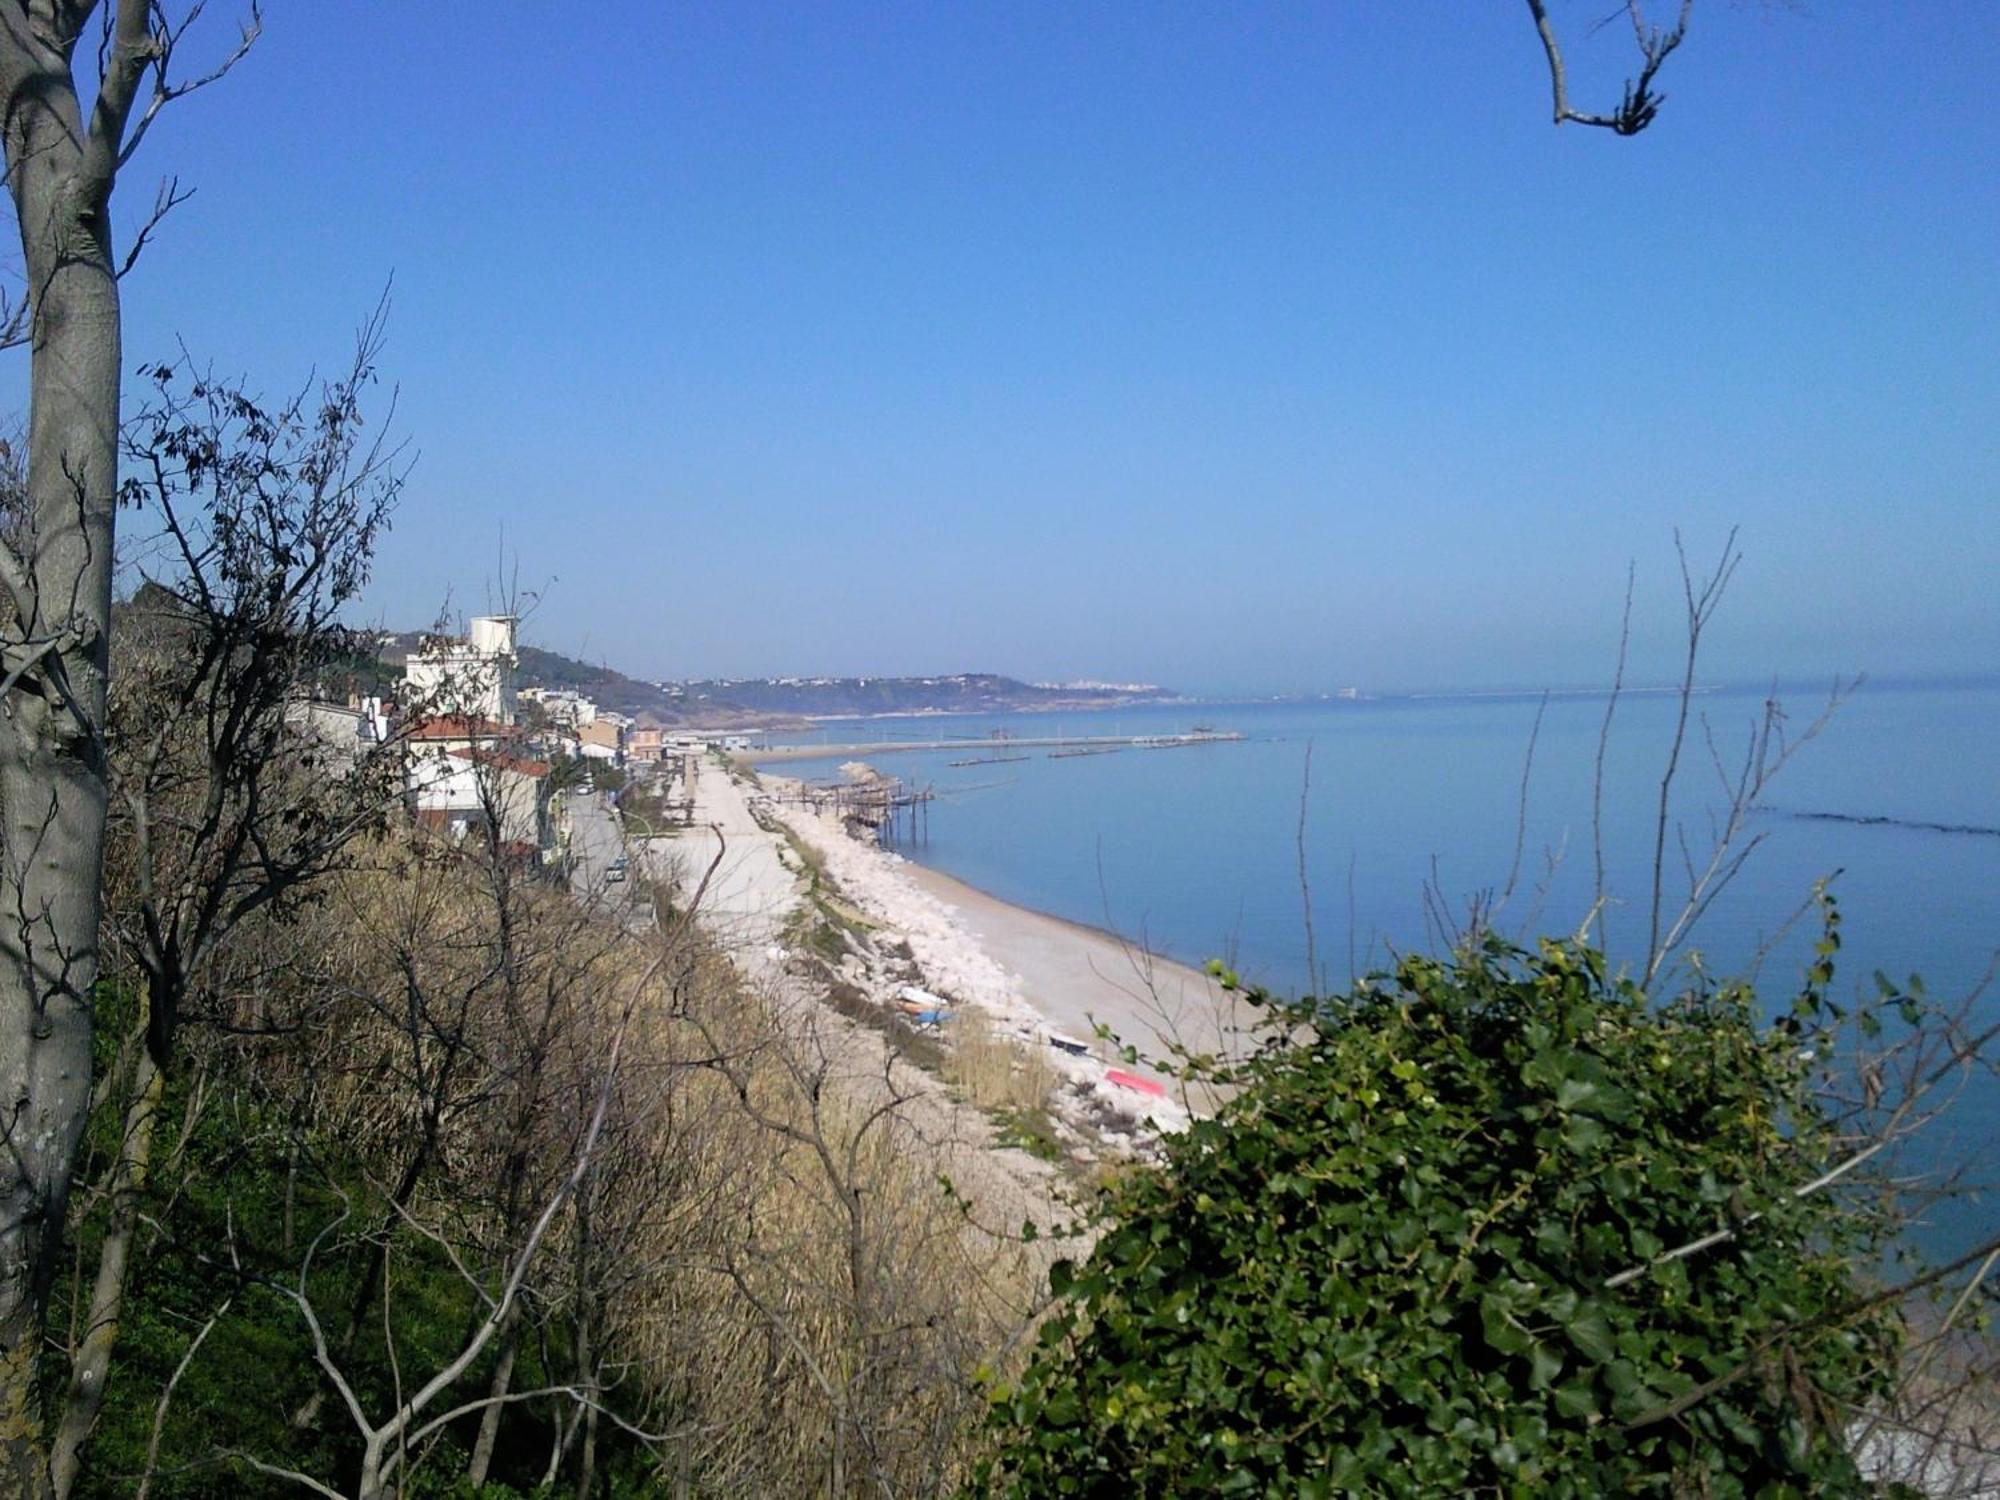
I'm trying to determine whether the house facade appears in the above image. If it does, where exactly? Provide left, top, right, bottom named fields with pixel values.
left=406, top=743, right=555, bottom=860
left=578, top=717, right=624, bottom=762
left=627, top=719, right=666, bottom=762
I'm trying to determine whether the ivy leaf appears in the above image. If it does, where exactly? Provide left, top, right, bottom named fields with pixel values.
left=1527, top=1339, right=1565, bottom=1391
left=1481, top=1293, right=1531, bottom=1357
left=1048, top=1259, right=1075, bottom=1298
left=1560, top=1303, right=1617, bottom=1366
left=1553, top=1378, right=1599, bottom=1420
left=1555, top=1076, right=1599, bottom=1113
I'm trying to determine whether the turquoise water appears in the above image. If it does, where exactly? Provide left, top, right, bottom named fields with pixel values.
left=778, top=682, right=2000, bottom=1258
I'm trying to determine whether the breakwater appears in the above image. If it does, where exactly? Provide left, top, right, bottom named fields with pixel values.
left=739, top=730, right=1242, bottom=765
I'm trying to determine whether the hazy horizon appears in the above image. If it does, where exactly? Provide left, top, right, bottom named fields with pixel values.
left=10, top=4, right=1995, bottom=696
left=487, top=634, right=2000, bottom=709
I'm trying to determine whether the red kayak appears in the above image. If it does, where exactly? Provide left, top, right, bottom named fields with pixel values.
left=1104, top=1069, right=1167, bottom=1098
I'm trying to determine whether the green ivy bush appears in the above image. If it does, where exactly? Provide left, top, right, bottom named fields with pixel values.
left=976, top=937, right=1905, bottom=1498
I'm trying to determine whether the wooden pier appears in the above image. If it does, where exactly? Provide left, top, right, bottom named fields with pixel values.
left=768, top=765, right=933, bottom=847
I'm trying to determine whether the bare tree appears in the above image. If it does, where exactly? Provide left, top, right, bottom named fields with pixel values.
left=0, top=6, right=257, bottom=1484
left=44, top=323, right=403, bottom=1497
left=234, top=983, right=646, bottom=1500
left=209, top=773, right=719, bottom=1498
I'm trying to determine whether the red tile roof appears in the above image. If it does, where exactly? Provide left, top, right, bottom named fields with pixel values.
left=446, top=746, right=552, bottom=778
left=406, top=715, right=514, bottom=740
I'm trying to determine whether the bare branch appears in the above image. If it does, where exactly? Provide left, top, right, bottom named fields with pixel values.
left=115, top=1, right=263, bottom=173
left=1590, top=561, right=1634, bottom=946
left=1626, top=1228, right=2000, bottom=1433
left=1606, top=1007, right=2000, bottom=1292
left=217, top=1449, right=346, bottom=1500
left=116, top=173, right=192, bottom=278
left=0, top=285, right=31, bottom=352
left=1494, top=690, right=1549, bottom=927
left=1295, top=740, right=1318, bottom=995
left=1525, top=0, right=1693, bottom=135
left=1644, top=526, right=1739, bottom=985
left=136, top=1297, right=232, bottom=1500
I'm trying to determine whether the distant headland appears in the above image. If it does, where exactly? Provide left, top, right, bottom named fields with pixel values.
left=355, top=630, right=1179, bottom=728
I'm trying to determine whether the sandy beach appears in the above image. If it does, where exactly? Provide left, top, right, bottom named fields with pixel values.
left=640, top=756, right=1245, bottom=1138
left=897, top=860, right=1241, bottom=1072
left=636, top=754, right=1258, bottom=1149
left=712, top=766, right=1254, bottom=1142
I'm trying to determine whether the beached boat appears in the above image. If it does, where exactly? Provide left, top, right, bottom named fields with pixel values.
left=896, top=984, right=951, bottom=1014
left=1104, top=1068, right=1168, bottom=1098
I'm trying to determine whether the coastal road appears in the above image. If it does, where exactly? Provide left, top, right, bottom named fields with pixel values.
left=662, top=762, right=801, bottom=971
left=564, top=765, right=803, bottom=953
left=567, top=789, right=636, bottom=911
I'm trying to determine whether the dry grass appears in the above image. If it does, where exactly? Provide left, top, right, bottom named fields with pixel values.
left=598, top=942, right=1042, bottom=1495
left=948, top=1007, right=1054, bottom=1117
left=174, top=831, right=1043, bottom=1498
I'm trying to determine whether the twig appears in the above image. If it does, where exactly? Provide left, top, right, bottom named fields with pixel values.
left=1296, top=741, right=1319, bottom=995
left=1524, top=0, right=1694, bottom=135
left=1645, top=528, right=1739, bottom=985
left=1495, top=691, right=1549, bottom=927
left=1591, top=562, right=1634, bottom=946
left=137, top=1299, right=233, bottom=1500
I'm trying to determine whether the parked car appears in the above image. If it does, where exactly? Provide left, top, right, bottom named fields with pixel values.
left=606, top=856, right=628, bottom=884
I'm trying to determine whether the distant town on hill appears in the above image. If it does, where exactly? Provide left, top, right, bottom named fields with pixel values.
left=658, top=673, right=1174, bottom=719
left=364, top=630, right=1172, bottom=724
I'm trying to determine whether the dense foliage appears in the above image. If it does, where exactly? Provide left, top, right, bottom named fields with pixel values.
left=978, top=939, right=1903, bottom=1498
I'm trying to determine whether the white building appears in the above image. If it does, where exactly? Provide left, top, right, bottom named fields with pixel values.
left=403, top=615, right=519, bottom=725
left=284, top=695, right=392, bottom=774
left=406, top=742, right=555, bottom=858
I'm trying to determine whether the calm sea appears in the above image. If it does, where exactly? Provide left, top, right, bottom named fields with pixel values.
left=777, top=681, right=2000, bottom=1259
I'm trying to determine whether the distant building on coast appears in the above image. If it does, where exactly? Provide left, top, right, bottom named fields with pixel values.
left=577, top=716, right=624, bottom=762
left=628, top=717, right=668, bottom=762
left=396, top=622, right=580, bottom=866
left=519, top=685, right=598, bottom=728
left=283, top=694, right=391, bottom=772
left=402, top=615, right=519, bottom=725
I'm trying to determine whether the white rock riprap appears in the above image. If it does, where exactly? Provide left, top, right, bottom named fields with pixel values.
left=751, top=782, right=1193, bottom=1140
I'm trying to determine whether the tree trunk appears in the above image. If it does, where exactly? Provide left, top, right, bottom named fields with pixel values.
left=47, top=1044, right=163, bottom=1499
left=355, top=1444, right=387, bottom=1500
left=572, top=1400, right=598, bottom=1500
left=0, top=34, right=124, bottom=1494
left=464, top=1305, right=521, bottom=1488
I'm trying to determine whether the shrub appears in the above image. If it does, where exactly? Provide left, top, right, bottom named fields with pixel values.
left=976, top=938, right=1904, bottom=1498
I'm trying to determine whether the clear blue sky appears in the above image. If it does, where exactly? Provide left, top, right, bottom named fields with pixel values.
left=8, top=3, right=1996, bottom=695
